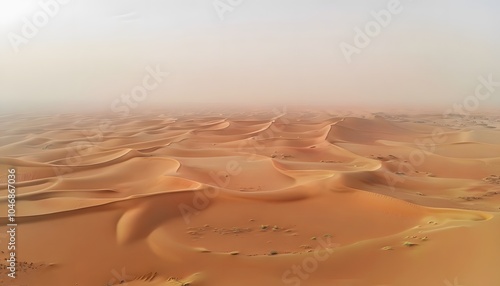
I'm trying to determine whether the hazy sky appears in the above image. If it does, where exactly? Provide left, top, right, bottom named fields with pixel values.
left=1, top=0, right=500, bottom=113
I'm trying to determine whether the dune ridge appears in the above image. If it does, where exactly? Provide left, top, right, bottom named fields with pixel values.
left=0, top=109, right=499, bottom=285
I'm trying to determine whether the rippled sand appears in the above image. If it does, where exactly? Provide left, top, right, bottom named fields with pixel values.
left=1, top=109, right=500, bottom=286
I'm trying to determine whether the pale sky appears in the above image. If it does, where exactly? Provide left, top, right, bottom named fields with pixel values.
left=1, top=0, right=500, bottom=114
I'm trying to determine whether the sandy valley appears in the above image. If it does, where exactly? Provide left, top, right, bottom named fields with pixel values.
left=1, top=108, right=500, bottom=286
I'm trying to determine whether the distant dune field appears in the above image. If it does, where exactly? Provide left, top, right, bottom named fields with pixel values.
left=1, top=109, right=500, bottom=286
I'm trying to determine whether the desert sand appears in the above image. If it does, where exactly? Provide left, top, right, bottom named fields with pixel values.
left=1, top=108, right=500, bottom=286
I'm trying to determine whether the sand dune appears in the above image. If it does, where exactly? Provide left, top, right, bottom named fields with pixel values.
left=0, top=109, right=499, bottom=285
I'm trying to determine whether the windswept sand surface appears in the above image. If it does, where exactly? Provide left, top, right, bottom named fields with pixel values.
left=1, top=109, right=500, bottom=286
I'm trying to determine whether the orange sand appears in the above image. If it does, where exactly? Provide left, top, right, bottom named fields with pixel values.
left=1, top=109, right=500, bottom=286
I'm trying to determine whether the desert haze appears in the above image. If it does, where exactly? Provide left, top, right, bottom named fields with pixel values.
left=1, top=108, right=500, bottom=286
left=1, top=0, right=500, bottom=285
